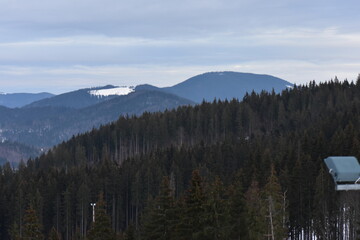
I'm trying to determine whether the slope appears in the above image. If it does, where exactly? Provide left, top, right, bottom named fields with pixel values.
left=0, top=90, right=194, bottom=149
left=0, top=92, right=54, bottom=108
left=163, top=71, right=292, bottom=103
left=23, top=85, right=133, bottom=109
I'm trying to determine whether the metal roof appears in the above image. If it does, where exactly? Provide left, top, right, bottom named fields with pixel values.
left=324, top=156, right=360, bottom=183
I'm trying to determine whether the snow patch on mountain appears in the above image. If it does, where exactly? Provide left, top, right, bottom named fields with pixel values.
left=89, top=86, right=134, bottom=97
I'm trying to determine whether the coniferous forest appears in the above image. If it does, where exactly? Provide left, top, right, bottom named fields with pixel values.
left=2, top=79, right=360, bottom=239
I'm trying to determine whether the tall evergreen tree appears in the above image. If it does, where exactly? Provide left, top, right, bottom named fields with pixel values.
left=21, top=205, right=44, bottom=240
left=141, top=176, right=176, bottom=240
left=245, top=179, right=266, bottom=239
left=263, top=165, right=288, bottom=240
left=202, top=176, right=228, bottom=240
left=227, top=172, right=248, bottom=239
left=175, top=169, right=207, bottom=240
left=9, top=222, right=21, bottom=240
left=48, top=226, right=61, bottom=240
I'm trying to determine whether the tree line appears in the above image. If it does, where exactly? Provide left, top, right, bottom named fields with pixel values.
left=1, top=77, right=360, bottom=239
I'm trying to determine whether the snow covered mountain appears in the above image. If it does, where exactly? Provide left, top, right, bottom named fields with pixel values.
left=0, top=90, right=194, bottom=152
left=24, top=85, right=135, bottom=109
left=1, top=71, right=293, bottom=165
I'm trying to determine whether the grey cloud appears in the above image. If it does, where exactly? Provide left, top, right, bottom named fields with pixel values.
left=1, top=0, right=359, bottom=39
left=0, top=0, right=359, bottom=93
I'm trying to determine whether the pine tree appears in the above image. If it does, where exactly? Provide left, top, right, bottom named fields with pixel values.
left=9, top=222, right=21, bottom=240
left=48, top=226, right=61, bottom=240
left=141, top=176, right=175, bottom=240
left=313, top=166, right=332, bottom=240
left=227, top=173, right=248, bottom=239
left=22, top=205, right=44, bottom=240
left=263, top=165, right=287, bottom=240
left=202, top=176, right=228, bottom=240
left=124, top=224, right=136, bottom=240
left=245, top=179, right=266, bottom=239
left=175, top=169, right=207, bottom=240
left=87, top=192, right=116, bottom=240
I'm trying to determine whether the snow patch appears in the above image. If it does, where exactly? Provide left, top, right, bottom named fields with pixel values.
left=286, top=85, right=294, bottom=89
left=89, top=86, right=134, bottom=97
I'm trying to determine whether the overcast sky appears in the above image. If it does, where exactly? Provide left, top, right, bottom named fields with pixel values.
left=0, top=0, right=359, bottom=93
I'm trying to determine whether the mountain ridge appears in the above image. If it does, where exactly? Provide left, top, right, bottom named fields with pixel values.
left=0, top=90, right=194, bottom=151
left=0, top=71, right=292, bottom=164
left=0, top=92, right=54, bottom=108
left=162, top=71, right=293, bottom=103
left=23, top=85, right=124, bottom=109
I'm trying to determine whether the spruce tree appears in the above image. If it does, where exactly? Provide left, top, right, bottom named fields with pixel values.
left=263, top=165, right=287, bottom=240
left=175, top=169, right=207, bottom=240
left=22, top=205, right=44, bottom=240
left=141, top=176, right=175, bottom=240
left=227, top=173, right=248, bottom=239
left=48, top=227, right=61, bottom=240
left=124, top=224, right=136, bottom=240
left=9, top=222, right=21, bottom=240
left=245, top=179, right=266, bottom=239
left=313, top=166, right=332, bottom=240
left=202, top=176, right=228, bottom=240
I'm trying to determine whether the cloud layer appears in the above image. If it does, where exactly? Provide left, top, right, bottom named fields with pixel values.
left=0, top=0, right=359, bottom=93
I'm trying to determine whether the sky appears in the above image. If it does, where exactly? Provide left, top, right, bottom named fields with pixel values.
left=0, top=0, right=359, bottom=94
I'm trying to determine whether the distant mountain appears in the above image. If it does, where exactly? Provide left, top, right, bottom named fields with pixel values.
left=0, top=92, right=54, bottom=108
left=162, top=72, right=292, bottom=103
left=135, top=84, right=161, bottom=91
left=24, top=85, right=134, bottom=109
left=0, top=90, right=194, bottom=150
left=0, top=71, right=293, bottom=164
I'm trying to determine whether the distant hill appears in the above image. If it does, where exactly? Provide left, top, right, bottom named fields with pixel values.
left=0, top=92, right=54, bottom=108
left=24, top=85, right=133, bottom=109
left=162, top=72, right=292, bottom=103
left=0, top=90, right=194, bottom=150
left=0, top=141, right=40, bottom=166
left=0, top=71, right=293, bottom=163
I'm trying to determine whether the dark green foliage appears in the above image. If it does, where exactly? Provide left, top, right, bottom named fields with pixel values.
left=176, top=170, right=207, bottom=240
left=2, top=80, right=360, bottom=239
left=48, top=227, right=61, bottom=240
left=22, top=205, right=44, bottom=240
left=9, top=222, right=20, bottom=240
left=263, top=166, right=287, bottom=239
left=245, top=179, right=266, bottom=239
left=124, top=224, right=136, bottom=240
left=201, top=177, right=229, bottom=240
left=141, top=176, right=175, bottom=240
left=227, top=172, right=248, bottom=239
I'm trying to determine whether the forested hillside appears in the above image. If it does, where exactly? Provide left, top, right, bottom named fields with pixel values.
left=1, top=79, right=360, bottom=239
left=0, top=90, right=194, bottom=149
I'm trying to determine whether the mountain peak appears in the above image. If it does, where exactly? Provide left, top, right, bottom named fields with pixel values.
left=163, top=71, right=292, bottom=103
